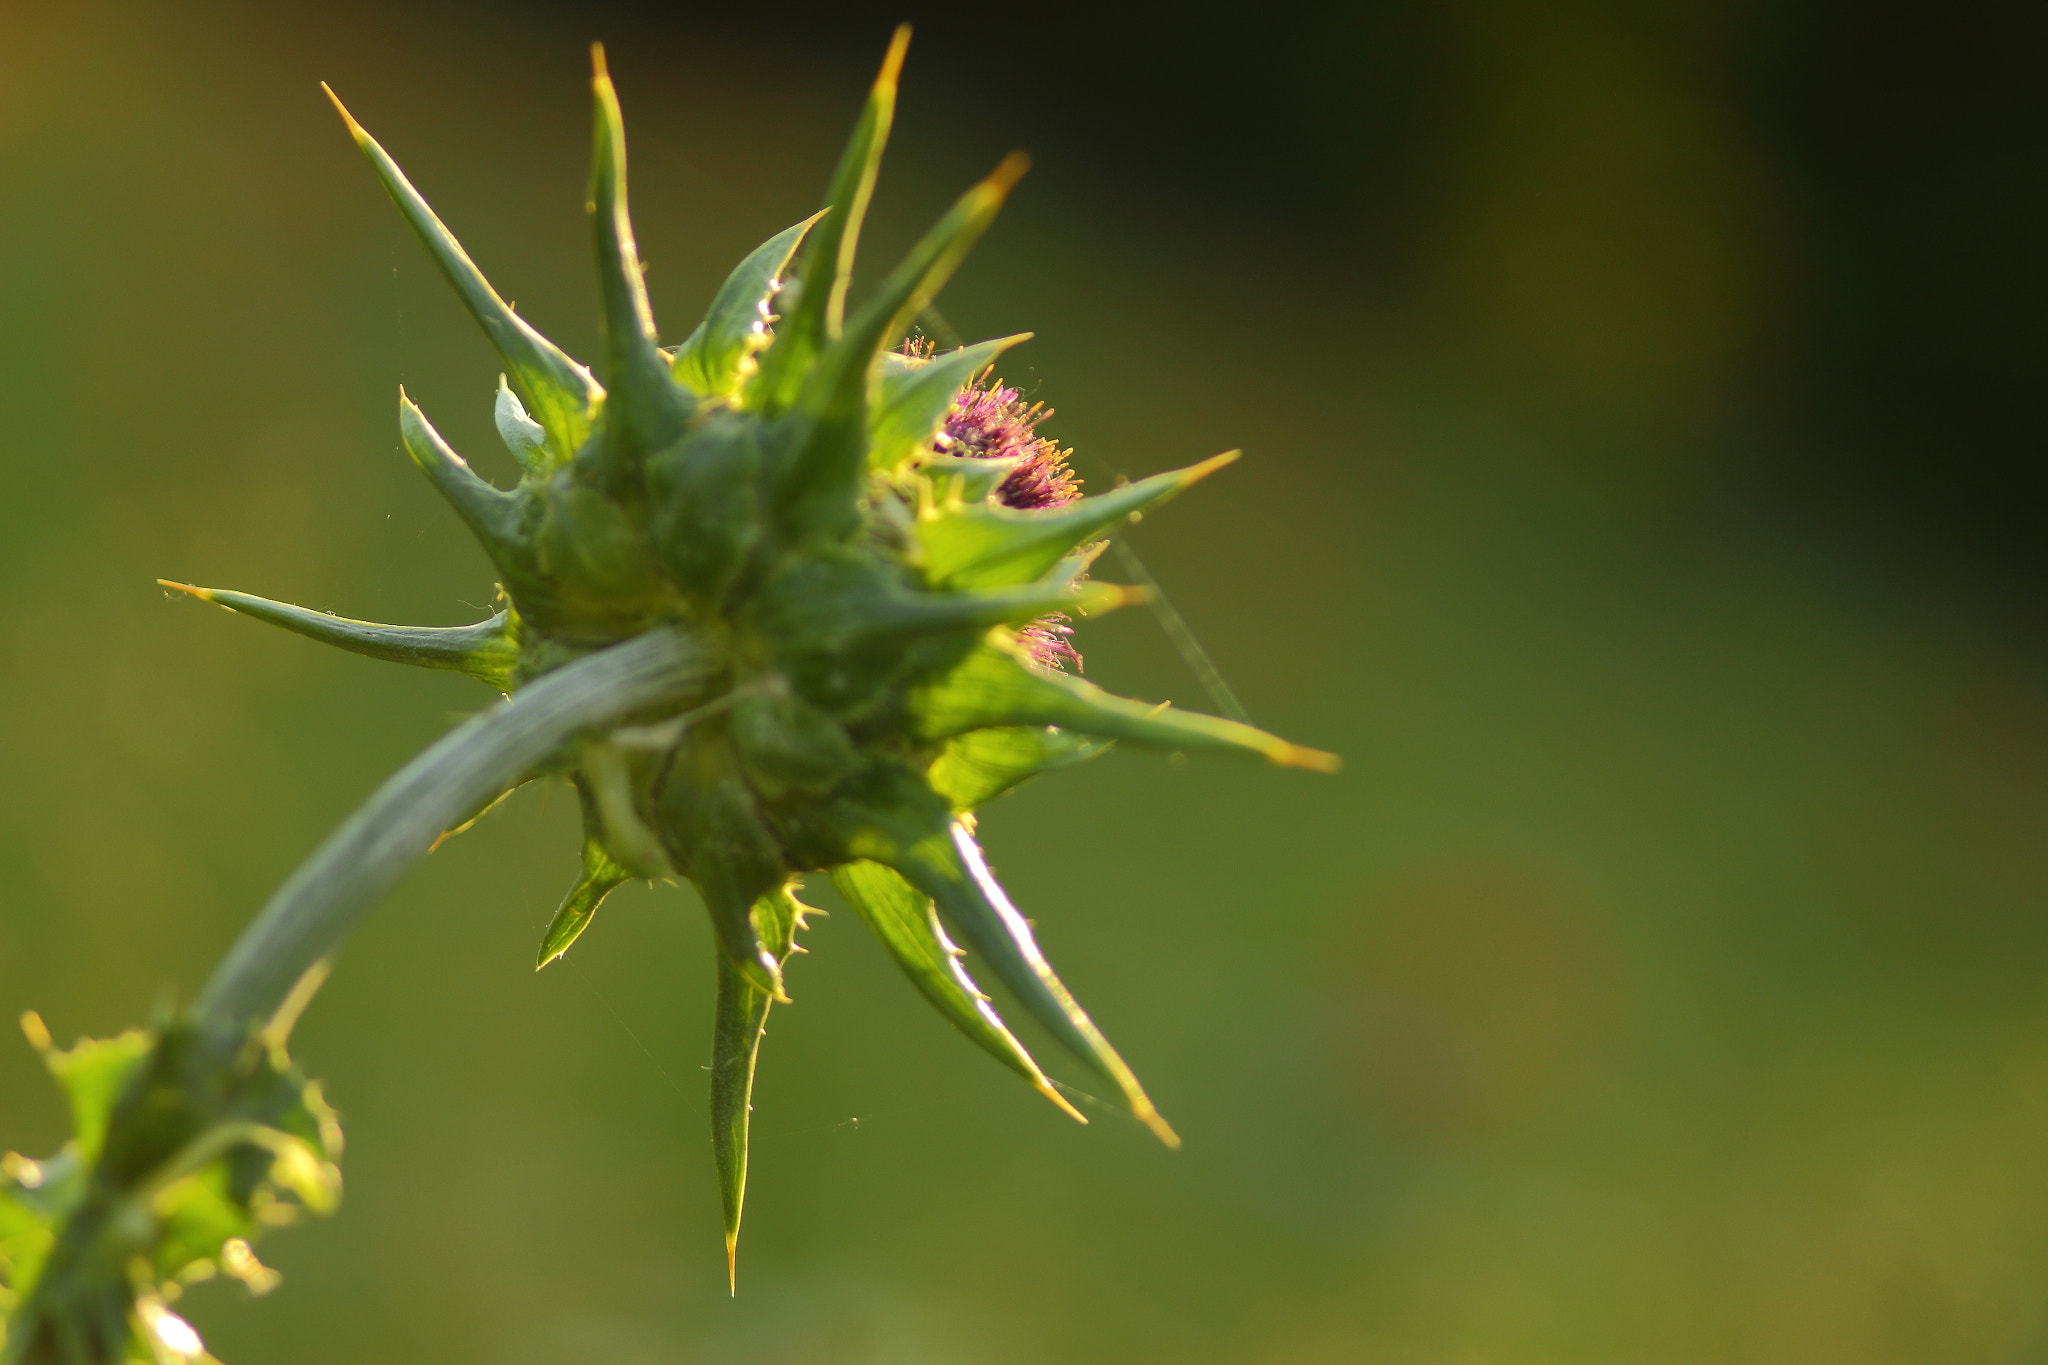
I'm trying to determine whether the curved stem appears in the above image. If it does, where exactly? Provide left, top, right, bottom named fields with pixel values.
left=196, top=628, right=707, bottom=1033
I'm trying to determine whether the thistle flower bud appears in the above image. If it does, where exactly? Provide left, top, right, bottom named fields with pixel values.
left=162, top=29, right=1338, bottom=1282
left=1, top=998, right=340, bottom=1365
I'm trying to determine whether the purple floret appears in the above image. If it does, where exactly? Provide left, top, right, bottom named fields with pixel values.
left=1017, top=613, right=1083, bottom=673
left=923, top=357, right=1088, bottom=670
left=932, top=370, right=1081, bottom=512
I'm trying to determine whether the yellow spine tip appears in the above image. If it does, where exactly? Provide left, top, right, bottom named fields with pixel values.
left=1281, top=746, right=1342, bottom=774
left=1038, top=1081, right=1089, bottom=1125
left=987, top=151, right=1033, bottom=197
left=156, top=579, right=214, bottom=603
left=725, top=1233, right=738, bottom=1296
left=19, top=1011, right=50, bottom=1053
left=319, top=83, right=365, bottom=139
left=1137, top=1106, right=1182, bottom=1149
left=878, top=24, right=912, bottom=88
left=590, top=43, right=609, bottom=80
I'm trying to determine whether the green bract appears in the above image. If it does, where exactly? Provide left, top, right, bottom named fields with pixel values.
left=1, top=996, right=339, bottom=1365
left=161, top=32, right=1336, bottom=1284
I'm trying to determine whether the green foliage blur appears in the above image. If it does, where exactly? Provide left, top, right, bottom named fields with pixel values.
left=1, top=1, right=2044, bottom=1361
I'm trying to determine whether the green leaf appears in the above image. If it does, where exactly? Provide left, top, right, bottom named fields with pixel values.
left=752, top=882, right=805, bottom=962
left=837, top=154, right=1030, bottom=373
left=750, top=26, right=910, bottom=414
left=709, top=883, right=811, bottom=1292
left=830, top=861, right=1083, bottom=1122
left=918, top=453, right=1027, bottom=506
left=494, top=375, right=552, bottom=475
left=779, top=153, right=1031, bottom=542
left=158, top=583, right=517, bottom=690
left=919, top=451, right=1238, bottom=590
left=673, top=214, right=825, bottom=401
left=710, top=957, right=769, bottom=1296
left=578, top=741, right=671, bottom=877
left=0, top=1151, right=66, bottom=1322
left=700, top=872, right=786, bottom=1002
left=852, top=579, right=1136, bottom=640
left=27, top=1019, right=153, bottom=1167
left=535, top=781, right=634, bottom=968
left=435, top=779, right=530, bottom=851
left=323, top=84, right=602, bottom=462
left=728, top=686, right=863, bottom=803
left=868, top=333, right=1029, bottom=471
left=398, top=390, right=527, bottom=574
left=926, top=725, right=1109, bottom=811
left=530, top=484, right=665, bottom=618
left=645, top=410, right=769, bottom=605
left=655, top=742, right=789, bottom=1000
left=861, top=816, right=1177, bottom=1146
left=912, top=640, right=1341, bottom=771
left=534, top=864, right=626, bottom=971
left=586, top=48, right=690, bottom=463
left=2, top=1019, right=343, bottom=1365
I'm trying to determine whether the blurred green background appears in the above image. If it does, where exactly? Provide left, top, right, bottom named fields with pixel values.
left=3, top=0, right=2046, bottom=1360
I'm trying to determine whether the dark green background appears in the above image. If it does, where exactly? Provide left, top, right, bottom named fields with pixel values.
left=3, top=1, right=2045, bottom=1360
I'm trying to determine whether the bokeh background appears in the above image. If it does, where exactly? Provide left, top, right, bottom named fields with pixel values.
left=2, top=0, right=2045, bottom=1360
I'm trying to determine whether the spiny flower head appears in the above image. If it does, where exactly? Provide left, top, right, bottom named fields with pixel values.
left=160, top=30, right=1335, bottom=1286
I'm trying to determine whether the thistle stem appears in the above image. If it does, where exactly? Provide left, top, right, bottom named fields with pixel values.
left=196, top=628, right=707, bottom=1034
